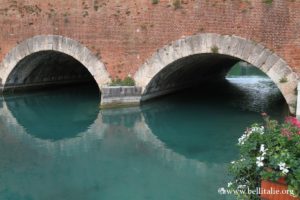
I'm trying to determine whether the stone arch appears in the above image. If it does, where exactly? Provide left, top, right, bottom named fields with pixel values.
left=0, top=35, right=110, bottom=92
left=134, top=33, right=299, bottom=113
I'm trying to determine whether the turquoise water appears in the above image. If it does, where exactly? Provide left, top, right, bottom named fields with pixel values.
left=0, top=76, right=287, bottom=200
left=227, top=62, right=267, bottom=77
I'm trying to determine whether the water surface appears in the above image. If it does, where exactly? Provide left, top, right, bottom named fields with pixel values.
left=0, top=75, right=288, bottom=200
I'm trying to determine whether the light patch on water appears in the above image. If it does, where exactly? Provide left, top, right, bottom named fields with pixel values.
left=226, top=76, right=284, bottom=113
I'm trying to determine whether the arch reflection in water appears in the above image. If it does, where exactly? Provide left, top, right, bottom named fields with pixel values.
left=141, top=77, right=288, bottom=162
left=5, top=85, right=100, bottom=140
left=0, top=97, right=235, bottom=199
left=0, top=77, right=288, bottom=200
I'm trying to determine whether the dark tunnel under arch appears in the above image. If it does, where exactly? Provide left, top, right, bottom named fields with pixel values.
left=134, top=33, right=299, bottom=114
left=3, top=50, right=99, bottom=92
left=0, top=35, right=110, bottom=94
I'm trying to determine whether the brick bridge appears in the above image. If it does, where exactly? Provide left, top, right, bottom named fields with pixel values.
left=0, top=0, right=300, bottom=114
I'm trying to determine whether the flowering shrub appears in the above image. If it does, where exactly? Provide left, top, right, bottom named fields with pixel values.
left=228, top=114, right=300, bottom=199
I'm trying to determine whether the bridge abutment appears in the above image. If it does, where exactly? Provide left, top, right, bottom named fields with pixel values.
left=100, top=86, right=142, bottom=109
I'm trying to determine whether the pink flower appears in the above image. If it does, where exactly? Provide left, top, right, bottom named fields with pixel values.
left=285, top=117, right=300, bottom=129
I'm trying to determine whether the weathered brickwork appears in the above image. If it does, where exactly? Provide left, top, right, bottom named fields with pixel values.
left=0, top=0, right=300, bottom=112
left=0, top=0, right=299, bottom=78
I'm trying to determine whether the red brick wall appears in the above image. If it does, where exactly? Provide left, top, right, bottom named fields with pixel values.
left=0, top=0, right=299, bottom=79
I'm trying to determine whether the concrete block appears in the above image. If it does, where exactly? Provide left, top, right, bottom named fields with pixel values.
left=100, top=86, right=142, bottom=109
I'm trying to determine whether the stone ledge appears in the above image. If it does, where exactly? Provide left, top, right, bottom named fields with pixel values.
left=100, top=86, right=142, bottom=109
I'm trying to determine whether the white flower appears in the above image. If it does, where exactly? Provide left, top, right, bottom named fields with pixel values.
left=259, top=144, right=268, bottom=156
left=256, top=161, right=264, bottom=167
left=278, top=162, right=286, bottom=169
left=259, top=126, right=265, bottom=135
left=239, top=126, right=264, bottom=145
left=227, top=182, right=233, bottom=187
left=282, top=168, right=289, bottom=174
left=249, top=125, right=265, bottom=135
left=231, top=161, right=235, bottom=164
left=278, top=162, right=289, bottom=175
left=257, top=156, right=264, bottom=161
left=238, top=134, right=248, bottom=145
left=256, top=156, right=265, bottom=167
left=260, top=144, right=265, bottom=152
